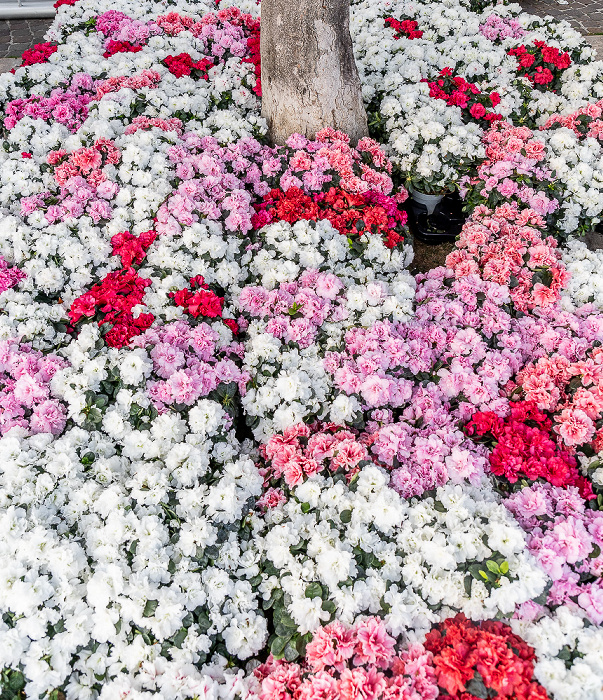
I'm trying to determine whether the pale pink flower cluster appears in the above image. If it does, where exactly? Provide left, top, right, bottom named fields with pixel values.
left=479, top=14, right=526, bottom=41
left=131, top=320, right=248, bottom=412
left=365, top=401, right=490, bottom=497
left=20, top=139, right=121, bottom=224
left=155, top=133, right=274, bottom=236
left=255, top=618, right=437, bottom=700
left=276, top=128, right=398, bottom=197
left=239, top=270, right=349, bottom=349
left=326, top=271, right=523, bottom=417
left=505, top=482, right=603, bottom=624
left=446, top=202, right=569, bottom=312
left=260, top=423, right=369, bottom=488
left=124, top=116, right=183, bottom=136
left=155, top=7, right=257, bottom=61
left=95, top=69, right=161, bottom=100
left=460, top=121, right=560, bottom=217
left=542, top=98, right=603, bottom=141
left=516, top=343, right=603, bottom=449
left=0, top=339, right=68, bottom=436
left=94, top=70, right=161, bottom=100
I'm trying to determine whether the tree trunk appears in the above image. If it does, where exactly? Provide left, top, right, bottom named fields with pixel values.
left=260, top=0, right=368, bottom=146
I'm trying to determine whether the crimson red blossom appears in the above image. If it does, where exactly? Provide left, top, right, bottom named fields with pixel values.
left=162, top=54, right=214, bottom=79
left=384, top=16, right=424, bottom=40
left=13, top=43, right=57, bottom=71
left=252, top=186, right=407, bottom=249
left=509, top=41, right=572, bottom=91
left=426, top=68, right=502, bottom=125
left=465, top=400, right=594, bottom=499
left=68, top=230, right=158, bottom=348
left=169, top=275, right=225, bottom=320
left=103, top=40, right=143, bottom=59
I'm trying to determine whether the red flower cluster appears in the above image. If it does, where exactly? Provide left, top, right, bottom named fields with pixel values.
left=15, top=43, right=58, bottom=70
left=162, top=53, right=214, bottom=79
left=68, top=230, right=157, bottom=348
left=424, top=615, right=550, bottom=700
left=103, top=40, right=144, bottom=59
left=252, top=186, right=407, bottom=249
left=384, top=17, right=424, bottom=40
left=465, top=401, right=594, bottom=499
left=427, top=68, right=502, bottom=124
left=53, top=0, right=79, bottom=7
left=69, top=269, right=154, bottom=348
left=243, top=23, right=262, bottom=96
left=169, top=275, right=225, bottom=320
left=111, top=229, right=157, bottom=267
left=508, top=41, right=572, bottom=91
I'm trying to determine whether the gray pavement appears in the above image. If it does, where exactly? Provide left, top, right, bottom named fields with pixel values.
left=0, top=17, right=53, bottom=59
left=519, top=0, right=603, bottom=35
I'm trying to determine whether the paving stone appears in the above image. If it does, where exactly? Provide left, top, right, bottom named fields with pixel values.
left=0, top=58, right=18, bottom=74
left=519, top=0, right=603, bottom=33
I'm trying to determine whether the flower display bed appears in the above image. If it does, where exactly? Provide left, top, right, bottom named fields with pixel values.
left=1, top=0, right=603, bottom=698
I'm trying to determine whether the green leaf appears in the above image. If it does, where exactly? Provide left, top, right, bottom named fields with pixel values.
left=500, top=560, right=509, bottom=575
left=270, top=636, right=288, bottom=658
left=283, top=640, right=300, bottom=661
left=340, top=509, right=352, bottom=524
left=486, top=560, right=501, bottom=575
left=172, top=627, right=188, bottom=648
left=305, top=582, right=323, bottom=599
left=143, top=599, right=159, bottom=617
left=321, top=599, right=336, bottom=614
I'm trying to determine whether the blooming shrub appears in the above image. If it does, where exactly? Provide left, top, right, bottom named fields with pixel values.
left=427, top=68, right=503, bottom=125
left=509, top=42, right=573, bottom=92
left=446, top=202, right=568, bottom=312
left=542, top=99, right=603, bottom=141
left=13, top=42, right=57, bottom=69
left=0, top=340, right=68, bottom=435
left=0, top=256, right=25, bottom=294
left=68, top=230, right=156, bottom=348
left=239, top=219, right=414, bottom=440
left=252, top=185, right=408, bottom=249
left=505, top=483, right=603, bottom=624
left=465, top=401, right=593, bottom=499
left=460, top=120, right=561, bottom=220
left=162, top=53, right=215, bottom=79
left=253, top=467, right=547, bottom=651
left=479, top=13, right=526, bottom=42
left=260, top=423, right=371, bottom=488
left=3, top=73, right=97, bottom=133
left=384, top=16, right=424, bottom=40
left=424, top=614, right=550, bottom=699
left=255, top=618, right=438, bottom=698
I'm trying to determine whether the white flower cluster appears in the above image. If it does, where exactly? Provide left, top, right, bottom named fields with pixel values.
left=252, top=466, right=548, bottom=640
left=511, top=606, right=603, bottom=700
left=0, top=419, right=265, bottom=698
left=560, top=237, right=603, bottom=310
left=350, top=0, right=603, bottom=219
left=541, top=128, right=603, bottom=235
left=239, top=220, right=415, bottom=441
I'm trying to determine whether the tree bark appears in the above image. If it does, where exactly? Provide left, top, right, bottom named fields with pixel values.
left=260, top=0, right=369, bottom=146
